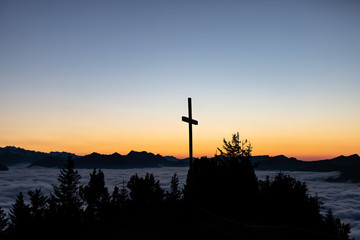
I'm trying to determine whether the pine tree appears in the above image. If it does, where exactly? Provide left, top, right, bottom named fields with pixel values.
left=166, top=173, right=182, bottom=202
left=52, top=156, right=82, bottom=220
left=9, top=192, right=31, bottom=233
left=28, top=188, right=48, bottom=222
left=217, top=132, right=252, bottom=163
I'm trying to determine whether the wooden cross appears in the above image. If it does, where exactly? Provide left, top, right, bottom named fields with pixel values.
left=182, top=97, right=198, bottom=169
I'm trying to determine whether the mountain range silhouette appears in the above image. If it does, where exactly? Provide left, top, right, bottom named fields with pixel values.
left=0, top=146, right=188, bottom=169
left=0, top=146, right=359, bottom=182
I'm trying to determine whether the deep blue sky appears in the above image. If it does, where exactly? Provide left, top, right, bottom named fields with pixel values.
left=1, top=0, right=359, bottom=159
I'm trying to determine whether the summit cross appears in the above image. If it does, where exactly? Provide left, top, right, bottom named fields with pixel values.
left=182, top=97, right=198, bottom=169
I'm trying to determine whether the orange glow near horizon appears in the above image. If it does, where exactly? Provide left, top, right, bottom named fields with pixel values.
left=1, top=131, right=358, bottom=161
left=0, top=97, right=359, bottom=162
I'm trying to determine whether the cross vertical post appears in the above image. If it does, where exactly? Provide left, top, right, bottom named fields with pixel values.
left=182, top=97, right=198, bottom=169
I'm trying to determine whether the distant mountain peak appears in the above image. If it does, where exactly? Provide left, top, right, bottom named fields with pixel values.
left=127, top=150, right=154, bottom=156
left=128, top=150, right=141, bottom=155
left=330, top=154, right=360, bottom=161
left=89, top=152, right=101, bottom=156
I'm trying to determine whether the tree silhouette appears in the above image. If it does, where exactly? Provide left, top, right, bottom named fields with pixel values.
left=166, top=173, right=182, bottom=203
left=258, top=172, right=352, bottom=239
left=324, top=209, right=351, bottom=240
left=80, top=168, right=110, bottom=223
left=259, top=173, right=323, bottom=227
left=127, top=173, right=164, bottom=207
left=217, top=132, right=252, bottom=163
left=9, top=192, right=31, bottom=235
left=51, top=156, right=82, bottom=227
left=28, top=188, right=48, bottom=223
left=216, top=132, right=259, bottom=203
left=111, top=179, right=128, bottom=209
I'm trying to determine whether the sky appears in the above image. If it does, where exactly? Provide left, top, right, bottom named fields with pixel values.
left=0, top=0, right=359, bottom=160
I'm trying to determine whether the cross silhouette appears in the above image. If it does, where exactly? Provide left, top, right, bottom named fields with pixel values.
left=182, top=97, right=198, bottom=169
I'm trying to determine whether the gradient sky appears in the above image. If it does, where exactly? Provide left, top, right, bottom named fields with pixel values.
left=1, top=0, right=359, bottom=160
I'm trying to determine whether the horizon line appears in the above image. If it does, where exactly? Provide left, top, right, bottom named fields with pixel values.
left=1, top=145, right=358, bottom=162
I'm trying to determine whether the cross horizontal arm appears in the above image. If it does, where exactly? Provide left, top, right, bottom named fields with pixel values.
left=182, top=116, right=198, bottom=125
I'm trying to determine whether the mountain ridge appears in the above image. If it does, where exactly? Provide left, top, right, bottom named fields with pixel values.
left=1, top=146, right=359, bottom=182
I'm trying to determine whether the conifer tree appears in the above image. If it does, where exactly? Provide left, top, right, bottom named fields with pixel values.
left=52, top=156, right=82, bottom=220
left=9, top=192, right=31, bottom=233
left=28, top=188, right=48, bottom=222
left=166, top=173, right=182, bottom=202
left=217, top=132, right=252, bottom=163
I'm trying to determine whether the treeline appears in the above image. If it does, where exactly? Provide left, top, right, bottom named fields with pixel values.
left=0, top=133, right=354, bottom=240
left=0, top=157, right=186, bottom=239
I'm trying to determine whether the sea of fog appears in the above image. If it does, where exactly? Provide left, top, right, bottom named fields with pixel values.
left=1, top=165, right=359, bottom=239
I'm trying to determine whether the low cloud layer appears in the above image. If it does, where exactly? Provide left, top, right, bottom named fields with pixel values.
left=0, top=166, right=358, bottom=239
